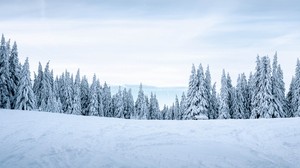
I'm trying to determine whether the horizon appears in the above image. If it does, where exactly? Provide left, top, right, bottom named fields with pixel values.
left=1, top=0, right=300, bottom=88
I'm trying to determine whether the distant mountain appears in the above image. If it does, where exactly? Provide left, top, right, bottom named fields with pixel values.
left=111, top=85, right=187, bottom=107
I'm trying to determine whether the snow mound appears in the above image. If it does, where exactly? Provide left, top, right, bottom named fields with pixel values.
left=0, top=109, right=300, bottom=168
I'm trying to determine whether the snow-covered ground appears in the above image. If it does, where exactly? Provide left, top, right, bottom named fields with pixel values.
left=0, top=110, right=299, bottom=168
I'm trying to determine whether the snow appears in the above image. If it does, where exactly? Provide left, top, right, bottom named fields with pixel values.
left=0, top=110, right=300, bottom=168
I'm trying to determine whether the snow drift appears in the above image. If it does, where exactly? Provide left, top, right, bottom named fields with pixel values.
left=0, top=109, right=299, bottom=168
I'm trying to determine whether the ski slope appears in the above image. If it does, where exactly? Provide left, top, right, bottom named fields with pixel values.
left=0, top=109, right=299, bottom=168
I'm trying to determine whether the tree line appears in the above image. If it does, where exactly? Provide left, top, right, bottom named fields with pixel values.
left=0, top=34, right=299, bottom=119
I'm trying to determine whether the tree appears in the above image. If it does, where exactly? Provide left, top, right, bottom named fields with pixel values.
left=33, top=62, right=43, bottom=109
left=8, top=41, right=21, bottom=109
left=135, top=83, right=149, bottom=119
left=287, top=77, right=295, bottom=117
left=80, top=76, right=90, bottom=115
left=271, top=53, right=286, bottom=117
left=113, top=87, right=124, bottom=118
left=72, top=69, right=82, bottom=115
left=218, top=70, right=230, bottom=119
left=102, top=82, right=112, bottom=117
left=0, top=34, right=11, bottom=109
left=251, top=56, right=277, bottom=118
left=89, top=74, right=99, bottom=116
left=184, top=64, right=198, bottom=119
left=210, top=83, right=219, bottom=119
left=15, top=58, right=36, bottom=110
left=179, top=92, right=186, bottom=120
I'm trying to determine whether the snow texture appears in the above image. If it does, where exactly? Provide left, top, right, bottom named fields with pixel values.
left=0, top=109, right=300, bottom=168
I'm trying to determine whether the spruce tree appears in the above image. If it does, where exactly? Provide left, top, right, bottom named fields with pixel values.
left=89, top=74, right=99, bottom=116
left=8, top=41, right=21, bottom=109
left=0, top=34, right=11, bottom=109
left=251, top=56, right=276, bottom=118
left=218, top=70, right=230, bottom=119
left=80, top=76, right=90, bottom=115
left=72, top=69, right=82, bottom=115
left=15, top=58, right=36, bottom=110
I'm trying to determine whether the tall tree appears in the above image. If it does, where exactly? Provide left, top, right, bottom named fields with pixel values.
left=72, top=69, right=82, bottom=115
left=102, top=82, right=112, bottom=117
left=15, top=58, right=36, bottom=110
left=0, top=34, right=11, bottom=109
left=218, top=70, right=230, bottom=119
left=8, top=42, right=21, bottom=109
left=251, top=56, right=277, bottom=118
left=80, top=76, right=90, bottom=115
left=184, top=64, right=198, bottom=119
left=89, top=74, right=99, bottom=116
left=135, top=83, right=149, bottom=119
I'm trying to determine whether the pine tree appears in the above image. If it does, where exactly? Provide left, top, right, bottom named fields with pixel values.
left=286, top=77, right=295, bottom=117
left=8, top=41, right=21, bottom=109
left=292, top=59, right=300, bottom=117
left=218, top=70, right=230, bottom=119
left=135, top=83, right=149, bottom=119
left=184, top=64, right=198, bottom=119
left=0, top=34, right=11, bottom=109
left=227, top=73, right=234, bottom=118
left=33, top=62, right=44, bottom=109
left=173, top=95, right=180, bottom=120
left=271, top=53, right=286, bottom=117
left=126, top=89, right=135, bottom=119
left=80, top=76, right=90, bottom=115
left=61, top=71, right=73, bottom=114
left=102, top=82, right=112, bottom=117
left=15, top=58, right=36, bottom=110
left=210, top=83, right=219, bottom=119
left=114, top=87, right=124, bottom=118
left=149, top=92, right=160, bottom=120
left=89, top=74, right=99, bottom=116
left=72, top=69, right=82, bottom=115
left=251, top=56, right=276, bottom=118
left=232, top=75, right=246, bottom=119
left=205, top=66, right=213, bottom=119
left=179, top=92, right=186, bottom=120
left=96, top=79, right=104, bottom=117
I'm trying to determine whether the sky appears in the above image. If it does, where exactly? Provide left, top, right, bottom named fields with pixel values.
left=1, top=0, right=300, bottom=89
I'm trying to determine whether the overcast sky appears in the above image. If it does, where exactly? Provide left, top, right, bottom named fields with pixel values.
left=1, top=0, right=300, bottom=88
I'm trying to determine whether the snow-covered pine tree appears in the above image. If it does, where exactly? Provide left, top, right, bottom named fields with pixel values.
left=179, top=92, right=186, bottom=120
left=72, top=69, right=82, bottom=115
left=232, top=75, right=246, bottom=119
left=135, top=83, right=149, bottom=119
left=251, top=56, right=277, bottom=118
left=210, top=83, right=219, bottom=119
left=227, top=73, right=234, bottom=118
left=291, top=59, right=300, bottom=117
left=271, top=53, right=286, bottom=118
left=184, top=64, right=198, bottom=119
left=102, top=82, right=112, bottom=117
left=80, top=76, right=90, bottom=115
left=62, top=71, right=73, bottom=114
left=161, top=105, right=169, bottom=120
left=114, top=87, right=124, bottom=118
left=96, top=79, right=104, bottom=117
left=205, top=66, right=213, bottom=119
left=8, top=41, right=21, bottom=109
left=126, top=89, right=135, bottom=119
left=218, top=69, right=230, bottom=119
left=286, top=77, right=295, bottom=117
left=89, top=74, right=99, bottom=116
left=15, top=58, right=36, bottom=110
left=122, top=88, right=133, bottom=119
left=173, top=95, right=180, bottom=120
left=0, top=34, right=11, bottom=109
left=33, top=62, right=43, bottom=109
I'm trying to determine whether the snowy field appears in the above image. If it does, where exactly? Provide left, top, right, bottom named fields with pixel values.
left=0, top=110, right=300, bottom=168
